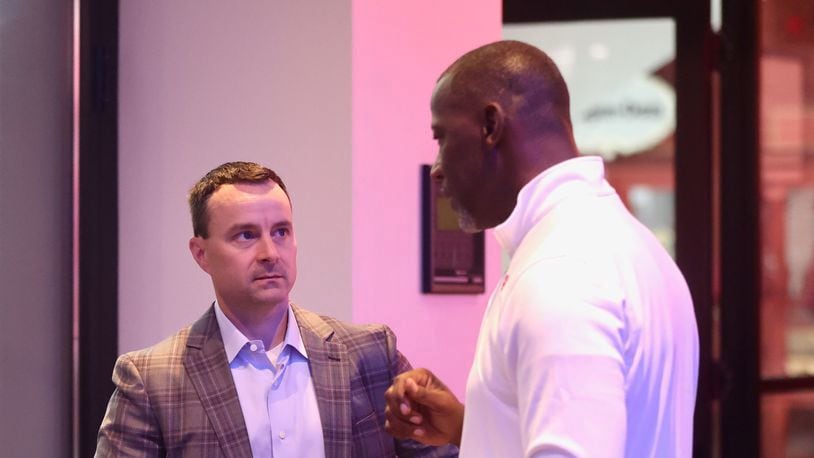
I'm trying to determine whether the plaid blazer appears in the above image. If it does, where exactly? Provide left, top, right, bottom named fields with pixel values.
left=96, top=304, right=457, bottom=458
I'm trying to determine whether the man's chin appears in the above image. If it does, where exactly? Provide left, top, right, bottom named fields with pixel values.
left=249, top=287, right=290, bottom=307
left=456, top=213, right=484, bottom=234
left=459, top=223, right=483, bottom=234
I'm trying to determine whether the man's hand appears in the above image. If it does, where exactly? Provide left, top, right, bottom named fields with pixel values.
left=384, top=368, right=465, bottom=447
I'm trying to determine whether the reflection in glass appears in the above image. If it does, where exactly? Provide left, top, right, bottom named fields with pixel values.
left=759, top=1, right=814, bottom=454
left=785, top=189, right=814, bottom=377
left=762, top=392, right=814, bottom=457
left=503, top=19, right=676, bottom=257
left=629, top=186, right=675, bottom=256
left=758, top=2, right=814, bottom=380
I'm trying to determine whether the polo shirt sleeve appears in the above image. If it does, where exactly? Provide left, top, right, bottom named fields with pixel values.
left=503, top=257, right=628, bottom=458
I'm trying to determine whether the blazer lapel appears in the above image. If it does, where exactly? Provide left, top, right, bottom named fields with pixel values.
left=293, top=305, right=353, bottom=458
left=184, top=306, right=253, bottom=458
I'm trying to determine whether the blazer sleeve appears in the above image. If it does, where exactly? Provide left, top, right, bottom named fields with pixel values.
left=384, top=326, right=459, bottom=458
left=95, top=354, right=165, bottom=457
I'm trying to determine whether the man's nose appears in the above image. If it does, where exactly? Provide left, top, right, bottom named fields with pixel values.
left=256, top=235, right=279, bottom=263
left=429, top=158, right=444, bottom=184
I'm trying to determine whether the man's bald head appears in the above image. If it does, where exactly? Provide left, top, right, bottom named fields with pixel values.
left=429, top=41, right=580, bottom=232
left=438, top=40, right=573, bottom=136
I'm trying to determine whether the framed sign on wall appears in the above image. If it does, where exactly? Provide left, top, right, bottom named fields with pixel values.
left=421, top=164, right=485, bottom=294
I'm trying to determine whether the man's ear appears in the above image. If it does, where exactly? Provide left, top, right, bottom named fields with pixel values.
left=482, top=102, right=505, bottom=147
left=189, top=237, right=210, bottom=273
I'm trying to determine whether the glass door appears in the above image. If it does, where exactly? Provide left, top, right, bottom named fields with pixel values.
left=503, top=18, right=678, bottom=255
left=754, top=1, right=814, bottom=455
left=503, top=1, right=715, bottom=456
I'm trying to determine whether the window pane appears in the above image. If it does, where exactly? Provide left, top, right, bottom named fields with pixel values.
left=503, top=19, right=676, bottom=255
left=762, top=391, right=814, bottom=457
left=759, top=1, right=814, bottom=379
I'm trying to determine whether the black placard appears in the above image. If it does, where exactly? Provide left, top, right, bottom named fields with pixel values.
left=421, top=165, right=485, bottom=294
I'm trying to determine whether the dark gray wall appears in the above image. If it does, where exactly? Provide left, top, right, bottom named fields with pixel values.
left=0, top=0, right=73, bottom=455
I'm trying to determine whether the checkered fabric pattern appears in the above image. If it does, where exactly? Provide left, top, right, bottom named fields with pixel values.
left=95, top=304, right=458, bottom=458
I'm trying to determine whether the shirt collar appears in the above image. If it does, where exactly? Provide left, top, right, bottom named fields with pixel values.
left=493, top=156, right=611, bottom=258
left=214, top=301, right=309, bottom=363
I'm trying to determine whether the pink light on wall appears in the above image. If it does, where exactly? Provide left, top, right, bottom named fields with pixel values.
left=351, top=0, right=502, bottom=398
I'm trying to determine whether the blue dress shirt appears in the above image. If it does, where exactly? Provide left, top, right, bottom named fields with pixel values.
left=214, top=302, right=326, bottom=458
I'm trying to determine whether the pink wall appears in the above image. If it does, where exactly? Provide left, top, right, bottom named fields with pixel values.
left=351, top=1, right=502, bottom=397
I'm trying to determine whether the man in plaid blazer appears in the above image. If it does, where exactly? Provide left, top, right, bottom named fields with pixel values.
left=96, top=162, right=455, bottom=457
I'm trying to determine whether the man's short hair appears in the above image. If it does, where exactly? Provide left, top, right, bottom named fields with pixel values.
left=441, top=40, right=572, bottom=132
left=188, top=161, right=289, bottom=238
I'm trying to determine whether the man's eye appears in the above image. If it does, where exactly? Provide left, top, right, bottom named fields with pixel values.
left=236, top=231, right=256, bottom=241
left=272, top=227, right=290, bottom=238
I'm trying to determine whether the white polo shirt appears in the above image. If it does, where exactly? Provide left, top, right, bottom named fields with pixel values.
left=460, top=156, right=699, bottom=457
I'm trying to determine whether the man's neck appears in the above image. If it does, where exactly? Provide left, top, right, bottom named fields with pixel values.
left=217, top=299, right=289, bottom=349
left=513, top=132, right=579, bottom=189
